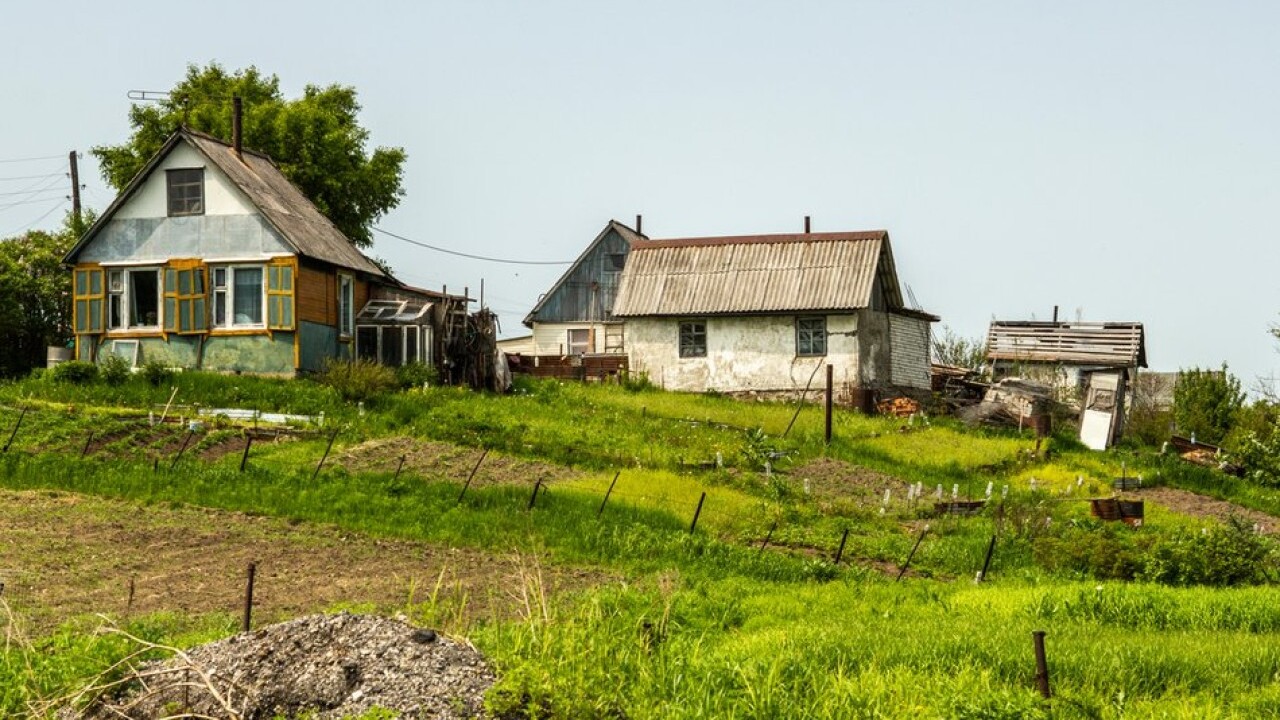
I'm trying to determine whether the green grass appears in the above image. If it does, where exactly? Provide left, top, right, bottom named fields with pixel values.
left=2, top=372, right=1280, bottom=718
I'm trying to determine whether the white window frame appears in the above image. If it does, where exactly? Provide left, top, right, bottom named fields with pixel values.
left=338, top=273, right=354, bottom=338
left=567, top=328, right=590, bottom=355
left=353, top=325, right=426, bottom=367
left=106, top=267, right=161, bottom=331
left=211, top=264, right=266, bottom=329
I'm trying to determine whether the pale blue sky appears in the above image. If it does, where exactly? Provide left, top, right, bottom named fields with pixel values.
left=4, top=1, right=1278, bottom=387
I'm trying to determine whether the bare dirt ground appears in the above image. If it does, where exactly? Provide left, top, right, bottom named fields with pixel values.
left=788, top=457, right=911, bottom=503
left=336, top=437, right=580, bottom=487
left=1133, top=486, right=1280, bottom=534
left=0, top=489, right=607, bottom=633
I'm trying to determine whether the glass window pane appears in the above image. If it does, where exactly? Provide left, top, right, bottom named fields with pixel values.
left=405, top=327, right=418, bottom=363
left=130, top=270, right=159, bottom=327
left=233, top=267, right=263, bottom=325
left=356, top=327, right=379, bottom=361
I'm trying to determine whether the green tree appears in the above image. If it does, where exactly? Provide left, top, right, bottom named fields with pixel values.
left=92, top=63, right=405, bottom=248
left=0, top=212, right=88, bottom=376
left=1173, top=364, right=1245, bottom=445
left=932, top=325, right=987, bottom=371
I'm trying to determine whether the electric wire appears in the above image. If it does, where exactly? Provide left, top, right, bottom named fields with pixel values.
left=373, top=226, right=572, bottom=266
left=2, top=199, right=68, bottom=237
left=0, top=154, right=63, bottom=164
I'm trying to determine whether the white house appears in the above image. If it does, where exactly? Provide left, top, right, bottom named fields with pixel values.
left=611, top=229, right=938, bottom=401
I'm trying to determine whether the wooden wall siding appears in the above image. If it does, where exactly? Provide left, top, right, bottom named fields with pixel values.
left=889, top=313, right=931, bottom=389
left=528, top=227, right=630, bottom=324
left=297, top=262, right=336, bottom=325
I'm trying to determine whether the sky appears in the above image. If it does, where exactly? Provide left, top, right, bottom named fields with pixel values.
left=3, top=1, right=1278, bottom=390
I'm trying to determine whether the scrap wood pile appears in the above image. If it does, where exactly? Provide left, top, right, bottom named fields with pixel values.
left=1169, top=435, right=1245, bottom=477
left=956, top=378, right=1056, bottom=430
left=876, top=397, right=921, bottom=418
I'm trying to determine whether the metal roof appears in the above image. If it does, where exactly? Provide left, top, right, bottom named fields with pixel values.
left=612, top=231, right=925, bottom=317
left=986, top=321, right=1147, bottom=368
left=66, top=129, right=386, bottom=279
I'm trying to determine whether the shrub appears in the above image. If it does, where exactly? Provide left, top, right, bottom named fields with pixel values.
left=140, top=360, right=174, bottom=387
left=100, top=355, right=132, bottom=386
left=1141, top=518, right=1276, bottom=586
left=1173, top=364, right=1244, bottom=444
left=50, top=360, right=98, bottom=384
left=317, top=358, right=398, bottom=403
left=394, top=362, right=438, bottom=389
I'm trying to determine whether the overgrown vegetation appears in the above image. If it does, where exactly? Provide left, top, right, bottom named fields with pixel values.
left=1, top=371, right=1278, bottom=717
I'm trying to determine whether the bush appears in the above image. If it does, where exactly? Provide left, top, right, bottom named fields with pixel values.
left=140, top=360, right=174, bottom=387
left=394, top=362, right=438, bottom=389
left=1173, top=364, right=1244, bottom=444
left=50, top=360, right=98, bottom=384
left=100, top=355, right=132, bottom=386
left=1141, top=518, right=1276, bottom=586
left=316, top=358, right=398, bottom=403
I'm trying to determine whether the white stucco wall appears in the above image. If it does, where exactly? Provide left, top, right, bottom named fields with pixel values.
left=626, top=314, right=860, bottom=393
left=114, top=142, right=256, bottom=219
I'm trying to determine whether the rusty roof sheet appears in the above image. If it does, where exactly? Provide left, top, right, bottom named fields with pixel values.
left=986, top=321, right=1147, bottom=368
left=67, top=129, right=386, bottom=278
left=612, top=231, right=914, bottom=316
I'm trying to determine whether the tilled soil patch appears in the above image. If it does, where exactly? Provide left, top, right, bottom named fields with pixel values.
left=70, top=613, right=494, bottom=720
left=0, top=489, right=607, bottom=632
left=788, top=457, right=911, bottom=503
left=337, top=437, right=580, bottom=487
left=1135, top=486, right=1280, bottom=533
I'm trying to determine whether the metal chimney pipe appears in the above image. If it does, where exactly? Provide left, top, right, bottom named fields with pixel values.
left=635, top=214, right=643, bottom=236
left=1052, top=305, right=1059, bottom=324
left=232, top=96, right=243, bottom=161
left=804, top=215, right=811, bottom=234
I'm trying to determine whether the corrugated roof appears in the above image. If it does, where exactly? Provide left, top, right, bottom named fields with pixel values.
left=986, top=321, right=1147, bottom=368
left=612, top=231, right=921, bottom=316
left=66, top=129, right=386, bottom=278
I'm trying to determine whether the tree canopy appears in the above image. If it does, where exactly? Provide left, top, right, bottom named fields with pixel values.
left=92, top=63, right=405, bottom=248
left=0, top=212, right=88, bottom=376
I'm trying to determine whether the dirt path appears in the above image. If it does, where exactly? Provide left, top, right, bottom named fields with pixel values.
left=0, top=490, right=607, bottom=633
left=1135, top=486, right=1280, bottom=534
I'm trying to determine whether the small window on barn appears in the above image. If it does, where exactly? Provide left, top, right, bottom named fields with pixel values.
left=796, top=316, right=827, bottom=357
left=679, top=320, right=706, bottom=358
left=567, top=328, right=590, bottom=355
left=608, top=253, right=627, bottom=271
left=166, top=168, right=204, bottom=216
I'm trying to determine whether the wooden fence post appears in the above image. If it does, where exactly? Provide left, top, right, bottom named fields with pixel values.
left=242, top=562, right=257, bottom=633
left=1032, top=630, right=1051, bottom=699
left=759, top=521, right=777, bottom=555
left=527, top=480, right=542, bottom=510
left=457, top=448, right=489, bottom=503
left=3, top=407, right=27, bottom=453
left=833, top=527, right=849, bottom=564
left=598, top=471, right=620, bottom=516
left=239, top=435, right=253, bottom=472
left=689, top=492, right=707, bottom=534
left=312, top=428, right=339, bottom=482
left=824, top=364, right=834, bottom=444
left=896, top=525, right=930, bottom=581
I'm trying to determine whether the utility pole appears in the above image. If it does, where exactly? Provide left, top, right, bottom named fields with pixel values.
left=68, top=151, right=81, bottom=226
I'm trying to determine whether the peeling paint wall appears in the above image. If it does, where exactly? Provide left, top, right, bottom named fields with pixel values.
left=626, top=314, right=860, bottom=393
left=88, top=333, right=295, bottom=375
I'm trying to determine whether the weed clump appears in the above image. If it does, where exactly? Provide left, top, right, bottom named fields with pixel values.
left=50, top=360, right=98, bottom=384
left=317, top=358, right=398, bottom=403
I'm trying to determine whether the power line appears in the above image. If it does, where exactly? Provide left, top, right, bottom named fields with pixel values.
left=2, top=199, right=67, bottom=237
left=0, top=195, right=71, bottom=211
left=373, top=226, right=572, bottom=266
left=0, top=172, right=63, bottom=183
left=0, top=154, right=63, bottom=164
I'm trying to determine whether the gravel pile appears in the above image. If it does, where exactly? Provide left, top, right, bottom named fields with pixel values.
left=76, top=613, right=495, bottom=719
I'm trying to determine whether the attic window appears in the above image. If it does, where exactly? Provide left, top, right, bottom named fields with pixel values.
left=166, top=168, right=204, bottom=216
left=608, top=253, right=627, bottom=272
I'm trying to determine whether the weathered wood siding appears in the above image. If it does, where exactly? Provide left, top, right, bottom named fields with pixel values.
left=296, top=261, right=370, bottom=328
left=528, top=227, right=630, bottom=324
left=889, top=313, right=931, bottom=390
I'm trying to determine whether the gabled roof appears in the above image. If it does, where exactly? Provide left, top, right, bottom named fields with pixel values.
left=522, top=219, right=644, bottom=326
left=612, top=230, right=934, bottom=317
left=986, top=321, right=1147, bottom=368
left=65, top=128, right=386, bottom=278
